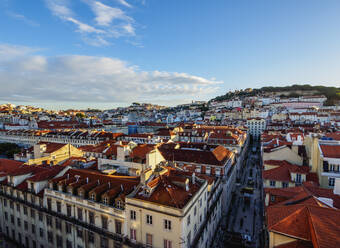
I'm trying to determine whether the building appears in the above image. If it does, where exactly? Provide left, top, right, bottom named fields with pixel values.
left=125, top=167, right=223, bottom=248
left=246, top=118, right=266, bottom=138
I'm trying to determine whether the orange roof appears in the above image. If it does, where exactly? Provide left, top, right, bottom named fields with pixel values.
left=37, top=142, right=66, bottom=153
left=267, top=204, right=340, bottom=248
left=320, top=144, right=340, bottom=158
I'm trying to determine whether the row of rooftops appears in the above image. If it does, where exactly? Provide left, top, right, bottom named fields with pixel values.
left=0, top=156, right=218, bottom=210
left=0, top=129, right=124, bottom=140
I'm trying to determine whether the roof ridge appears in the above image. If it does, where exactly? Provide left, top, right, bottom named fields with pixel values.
left=270, top=205, right=312, bottom=241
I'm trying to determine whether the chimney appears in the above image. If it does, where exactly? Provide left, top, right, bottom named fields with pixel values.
left=86, top=177, right=89, bottom=183
left=192, top=173, right=196, bottom=184
left=121, top=184, right=124, bottom=191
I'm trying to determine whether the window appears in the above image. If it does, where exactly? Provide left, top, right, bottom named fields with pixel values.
left=47, top=198, right=51, bottom=211
left=39, top=212, right=43, bottom=221
left=23, top=206, right=27, bottom=215
left=48, top=231, right=53, bottom=243
left=329, top=178, right=335, bottom=187
left=146, top=214, right=153, bottom=225
left=282, top=182, right=288, bottom=188
left=187, top=215, right=191, bottom=226
left=67, top=204, right=72, bottom=217
left=164, top=239, right=172, bottom=248
left=24, top=221, right=28, bottom=230
left=116, top=200, right=122, bottom=209
left=89, top=211, right=95, bottom=225
left=187, top=232, right=191, bottom=247
left=77, top=228, right=83, bottom=238
left=88, top=232, right=94, bottom=243
left=66, top=223, right=72, bottom=234
left=90, top=194, right=95, bottom=201
left=130, top=228, right=136, bottom=241
left=296, top=174, right=302, bottom=183
left=10, top=214, right=14, bottom=224
left=146, top=233, right=153, bottom=247
left=4, top=199, right=7, bottom=207
left=66, top=240, right=72, bottom=248
left=194, top=206, right=197, bottom=216
left=46, top=216, right=52, bottom=226
left=4, top=212, right=7, bottom=220
left=10, top=201, right=13, bottom=209
left=130, top=210, right=136, bottom=220
left=101, top=216, right=108, bottom=230
left=31, top=209, right=35, bottom=218
left=56, top=235, right=63, bottom=248
left=33, top=240, right=36, bottom=248
left=17, top=218, right=21, bottom=227
left=164, top=219, right=172, bottom=230
left=270, top=181, right=276, bottom=187
left=100, top=237, right=108, bottom=248
left=77, top=208, right=83, bottom=221
left=270, top=195, right=275, bottom=202
left=55, top=219, right=62, bottom=230
left=115, top=220, right=122, bottom=235
left=16, top=203, right=20, bottom=212
left=32, top=224, right=35, bottom=234
left=57, top=202, right=61, bottom=213
left=40, top=228, right=44, bottom=238
left=103, top=197, right=108, bottom=205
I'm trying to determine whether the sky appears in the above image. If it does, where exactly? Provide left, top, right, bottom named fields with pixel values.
left=1, top=0, right=340, bottom=110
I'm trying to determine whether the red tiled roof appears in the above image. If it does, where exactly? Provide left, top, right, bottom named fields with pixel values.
left=320, top=144, right=340, bottom=158
left=158, top=143, right=233, bottom=166
left=37, top=142, right=66, bottom=153
left=28, top=167, right=64, bottom=182
left=263, top=160, right=310, bottom=182
left=267, top=204, right=340, bottom=248
left=130, top=144, right=155, bottom=160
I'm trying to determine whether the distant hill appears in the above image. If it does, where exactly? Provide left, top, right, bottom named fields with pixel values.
left=211, top=84, right=340, bottom=106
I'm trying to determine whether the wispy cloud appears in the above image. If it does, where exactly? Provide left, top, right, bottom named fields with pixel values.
left=44, top=0, right=138, bottom=46
left=6, top=11, right=40, bottom=27
left=90, top=1, right=133, bottom=26
left=115, top=0, right=132, bottom=8
left=0, top=43, right=221, bottom=105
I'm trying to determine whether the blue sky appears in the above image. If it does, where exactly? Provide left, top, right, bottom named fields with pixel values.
left=0, top=0, right=340, bottom=109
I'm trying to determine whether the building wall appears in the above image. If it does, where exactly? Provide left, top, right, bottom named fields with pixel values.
left=263, top=147, right=303, bottom=165
left=269, top=232, right=298, bottom=248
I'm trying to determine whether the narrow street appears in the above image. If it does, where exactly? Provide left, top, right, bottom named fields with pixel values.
left=212, top=139, right=265, bottom=248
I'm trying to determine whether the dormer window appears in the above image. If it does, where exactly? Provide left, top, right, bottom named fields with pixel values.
left=116, top=201, right=122, bottom=209
left=90, top=194, right=95, bottom=201
left=103, top=197, right=108, bottom=205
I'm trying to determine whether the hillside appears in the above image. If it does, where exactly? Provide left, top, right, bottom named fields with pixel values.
left=211, top=84, right=340, bottom=106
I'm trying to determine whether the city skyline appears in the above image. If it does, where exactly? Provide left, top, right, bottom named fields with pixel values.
left=1, top=0, right=340, bottom=109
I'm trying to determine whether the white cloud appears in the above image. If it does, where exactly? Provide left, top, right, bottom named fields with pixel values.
left=0, top=44, right=221, bottom=105
left=91, top=1, right=132, bottom=26
left=6, top=11, right=40, bottom=27
left=44, top=0, right=138, bottom=46
left=116, top=0, right=132, bottom=8
left=66, top=17, right=104, bottom=33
